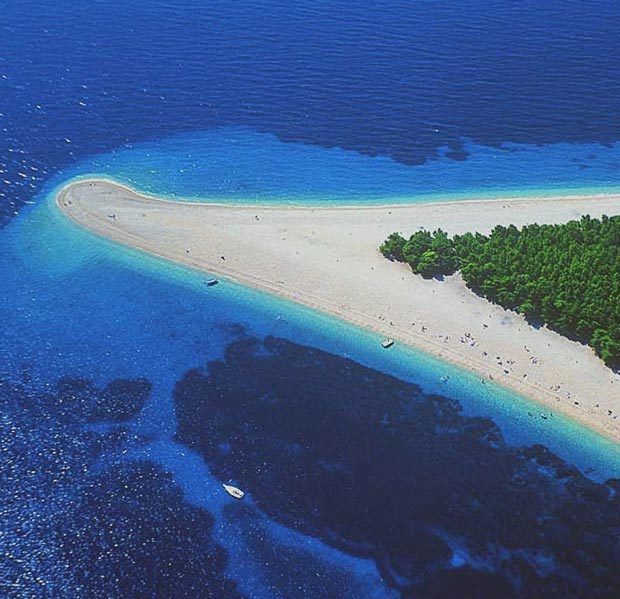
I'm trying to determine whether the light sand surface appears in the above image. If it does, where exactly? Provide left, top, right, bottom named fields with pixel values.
left=57, top=179, right=620, bottom=442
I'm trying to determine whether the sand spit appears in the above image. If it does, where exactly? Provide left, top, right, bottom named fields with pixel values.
left=57, top=179, right=620, bottom=442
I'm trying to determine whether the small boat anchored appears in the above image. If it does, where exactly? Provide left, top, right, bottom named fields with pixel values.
left=222, top=483, right=245, bottom=500
left=381, top=338, right=394, bottom=349
left=204, top=278, right=219, bottom=287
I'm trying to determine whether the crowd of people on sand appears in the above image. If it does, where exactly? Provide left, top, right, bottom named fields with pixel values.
left=374, top=313, right=620, bottom=423
left=373, top=307, right=620, bottom=423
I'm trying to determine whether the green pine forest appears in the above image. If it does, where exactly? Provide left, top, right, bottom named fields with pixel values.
left=379, top=215, right=620, bottom=368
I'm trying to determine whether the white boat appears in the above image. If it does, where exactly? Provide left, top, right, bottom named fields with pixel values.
left=381, top=339, right=394, bottom=349
left=205, top=278, right=219, bottom=287
left=222, top=483, right=245, bottom=500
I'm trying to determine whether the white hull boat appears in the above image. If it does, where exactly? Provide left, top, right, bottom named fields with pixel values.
left=222, top=483, right=245, bottom=500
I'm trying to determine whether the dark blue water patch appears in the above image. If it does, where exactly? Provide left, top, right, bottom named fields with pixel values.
left=216, top=501, right=389, bottom=598
left=55, top=376, right=151, bottom=424
left=4, top=0, right=620, bottom=223
left=174, top=336, right=620, bottom=598
left=57, top=462, right=245, bottom=599
left=415, top=568, right=517, bottom=599
left=0, top=376, right=244, bottom=599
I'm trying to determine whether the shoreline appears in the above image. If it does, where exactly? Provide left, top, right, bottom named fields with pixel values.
left=59, top=175, right=620, bottom=211
left=56, top=179, right=620, bottom=443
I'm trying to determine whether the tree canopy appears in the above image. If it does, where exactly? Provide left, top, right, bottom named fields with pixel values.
left=380, top=215, right=620, bottom=368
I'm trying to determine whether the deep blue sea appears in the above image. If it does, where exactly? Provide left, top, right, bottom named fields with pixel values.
left=3, top=1, right=620, bottom=597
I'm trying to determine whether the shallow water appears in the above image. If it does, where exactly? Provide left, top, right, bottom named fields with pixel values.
left=57, top=128, right=620, bottom=205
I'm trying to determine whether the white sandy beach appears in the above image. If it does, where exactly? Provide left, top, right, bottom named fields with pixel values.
left=57, top=179, right=620, bottom=441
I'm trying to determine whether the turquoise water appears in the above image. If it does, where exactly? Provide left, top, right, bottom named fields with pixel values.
left=63, top=128, right=620, bottom=205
